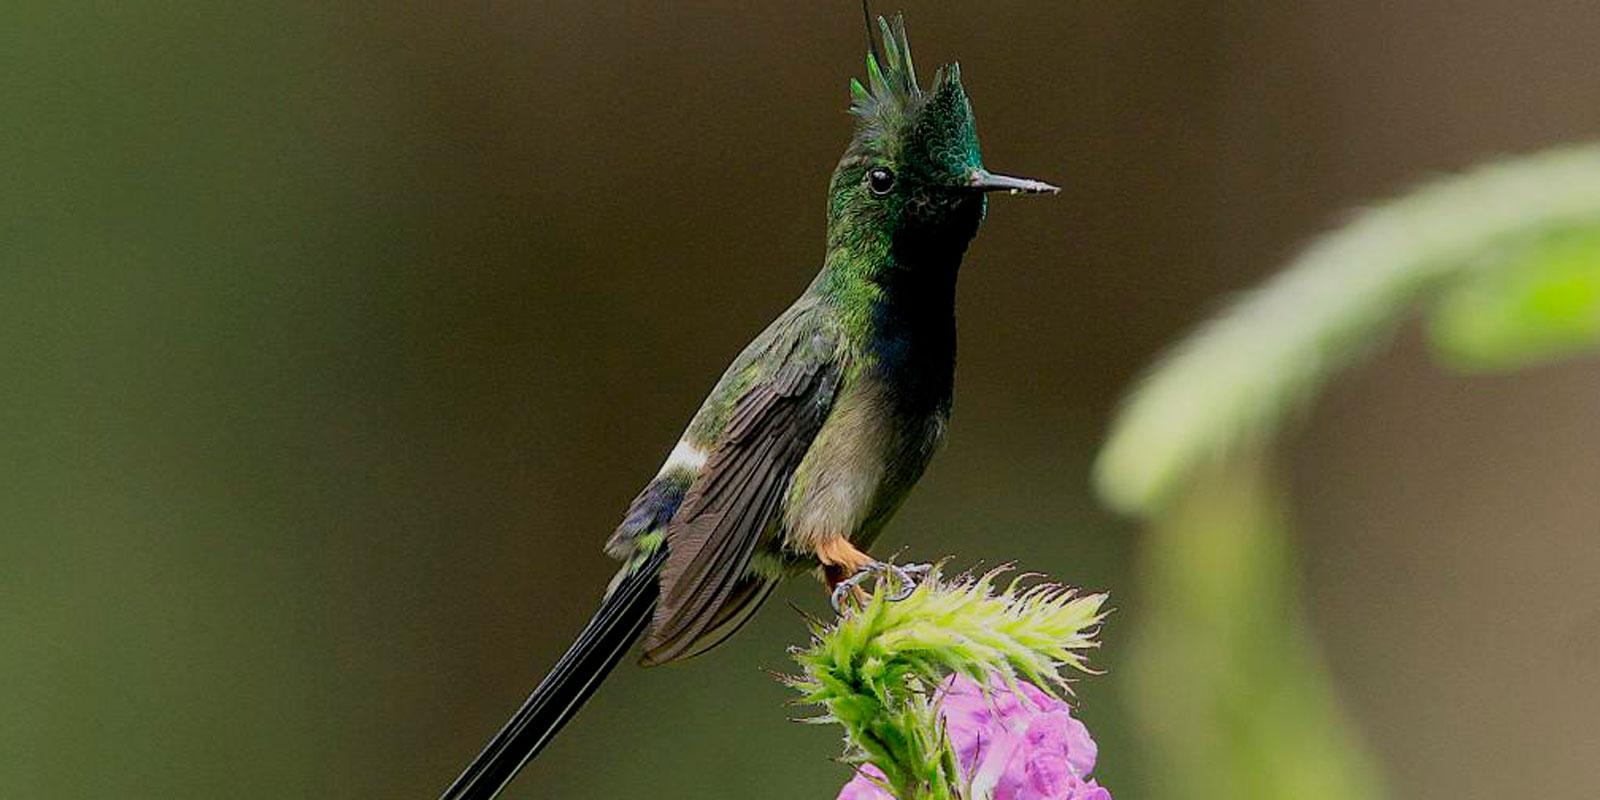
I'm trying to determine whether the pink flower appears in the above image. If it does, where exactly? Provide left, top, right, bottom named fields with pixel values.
left=837, top=765, right=894, bottom=800
left=837, top=674, right=1110, bottom=800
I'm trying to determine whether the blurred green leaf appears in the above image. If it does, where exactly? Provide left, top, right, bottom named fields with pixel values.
left=1126, top=462, right=1386, bottom=800
left=1098, top=146, right=1600, bottom=800
left=1429, top=227, right=1600, bottom=371
left=1094, top=143, right=1600, bottom=516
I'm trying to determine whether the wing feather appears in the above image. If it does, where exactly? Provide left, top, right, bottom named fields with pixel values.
left=642, top=328, right=842, bottom=664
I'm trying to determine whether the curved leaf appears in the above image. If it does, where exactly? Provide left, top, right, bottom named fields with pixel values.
left=1094, top=143, right=1600, bottom=515
left=1429, top=227, right=1600, bottom=371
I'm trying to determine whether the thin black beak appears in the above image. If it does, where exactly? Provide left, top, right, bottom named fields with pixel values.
left=967, top=168, right=1060, bottom=195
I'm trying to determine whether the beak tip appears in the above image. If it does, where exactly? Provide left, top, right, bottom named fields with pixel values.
left=968, top=169, right=1060, bottom=196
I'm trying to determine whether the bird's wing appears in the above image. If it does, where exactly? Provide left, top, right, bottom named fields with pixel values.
left=642, top=315, right=843, bottom=664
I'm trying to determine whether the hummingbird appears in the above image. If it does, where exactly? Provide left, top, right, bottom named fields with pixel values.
left=440, top=13, right=1058, bottom=799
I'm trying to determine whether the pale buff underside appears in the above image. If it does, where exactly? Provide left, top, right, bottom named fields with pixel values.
left=784, top=374, right=937, bottom=556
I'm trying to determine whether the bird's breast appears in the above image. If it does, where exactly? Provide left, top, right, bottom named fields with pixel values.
left=781, top=364, right=950, bottom=557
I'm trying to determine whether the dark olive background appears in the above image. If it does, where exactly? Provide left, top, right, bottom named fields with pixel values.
left=4, top=2, right=1598, bottom=798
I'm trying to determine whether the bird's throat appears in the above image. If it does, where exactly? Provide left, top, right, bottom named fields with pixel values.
left=813, top=233, right=963, bottom=425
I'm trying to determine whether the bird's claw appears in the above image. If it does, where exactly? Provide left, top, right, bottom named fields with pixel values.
left=829, top=561, right=933, bottom=614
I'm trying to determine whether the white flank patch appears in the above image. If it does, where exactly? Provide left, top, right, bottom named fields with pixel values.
left=659, top=440, right=708, bottom=474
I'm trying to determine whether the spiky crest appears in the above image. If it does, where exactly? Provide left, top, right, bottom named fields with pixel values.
left=844, top=16, right=977, bottom=174
left=849, top=15, right=922, bottom=135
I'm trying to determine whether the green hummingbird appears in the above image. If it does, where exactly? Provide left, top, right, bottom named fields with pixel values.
left=440, top=14, right=1057, bottom=799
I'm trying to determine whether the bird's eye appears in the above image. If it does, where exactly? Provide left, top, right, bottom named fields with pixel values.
left=867, top=167, right=895, bottom=195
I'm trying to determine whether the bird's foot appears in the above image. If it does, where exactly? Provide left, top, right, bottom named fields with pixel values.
left=829, top=561, right=933, bottom=614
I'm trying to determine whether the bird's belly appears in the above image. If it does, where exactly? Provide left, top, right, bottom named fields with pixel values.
left=852, top=409, right=946, bottom=546
left=779, top=377, right=948, bottom=561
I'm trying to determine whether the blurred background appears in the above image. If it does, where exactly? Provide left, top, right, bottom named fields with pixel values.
left=4, top=2, right=1598, bottom=798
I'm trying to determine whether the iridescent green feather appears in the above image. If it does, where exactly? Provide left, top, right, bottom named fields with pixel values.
left=850, top=15, right=924, bottom=136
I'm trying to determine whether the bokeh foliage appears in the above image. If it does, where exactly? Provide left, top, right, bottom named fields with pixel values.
left=1430, top=227, right=1600, bottom=371
left=1096, top=143, right=1600, bottom=515
left=1097, top=143, right=1600, bottom=800
left=1127, top=461, right=1384, bottom=800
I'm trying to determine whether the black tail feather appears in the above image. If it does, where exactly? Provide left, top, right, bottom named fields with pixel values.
left=439, top=550, right=666, bottom=800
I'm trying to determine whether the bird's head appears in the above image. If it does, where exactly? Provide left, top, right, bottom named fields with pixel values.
left=827, top=15, right=1057, bottom=265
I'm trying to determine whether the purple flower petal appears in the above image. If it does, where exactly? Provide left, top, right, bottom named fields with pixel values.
left=836, top=674, right=1111, bottom=800
left=837, top=765, right=894, bottom=800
